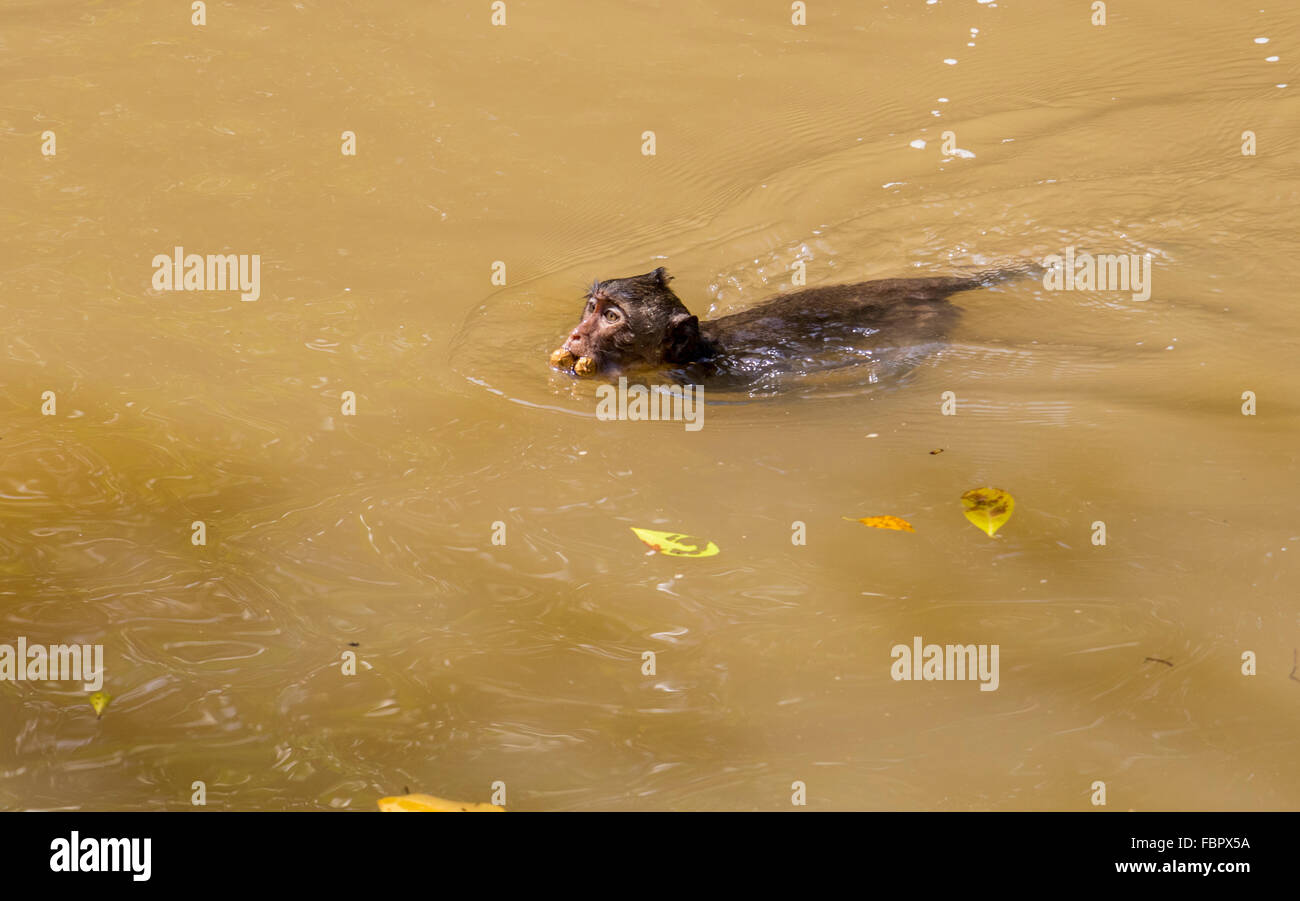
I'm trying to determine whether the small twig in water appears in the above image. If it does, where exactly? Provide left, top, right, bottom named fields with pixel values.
left=1144, top=656, right=1174, bottom=667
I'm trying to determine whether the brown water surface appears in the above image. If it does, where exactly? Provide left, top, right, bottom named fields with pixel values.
left=1, top=0, right=1297, bottom=809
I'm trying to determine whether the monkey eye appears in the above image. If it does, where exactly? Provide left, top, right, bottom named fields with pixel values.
left=585, top=299, right=596, bottom=314
left=602, top=308, right=622, bottom=323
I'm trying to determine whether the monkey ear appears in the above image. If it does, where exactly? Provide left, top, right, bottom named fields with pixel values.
left=651, top=267, right=672, bottom=287
left=663, top=313, right=700, bottom=363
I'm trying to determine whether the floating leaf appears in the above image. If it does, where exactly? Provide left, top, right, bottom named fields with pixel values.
left=629, top=527, right=719, bottom=557
left=89, top=691, right=111, bottom=719
left=961, top=487, right=1015, bottom=537
left=929, top=448, right=945, bottom=455
left=842, top=515, right=915, bottom=533
left=377, top=793, right=504, bottom=812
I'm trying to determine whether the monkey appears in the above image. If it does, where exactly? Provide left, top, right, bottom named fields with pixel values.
left=551, top=265, right=1036, bottom=385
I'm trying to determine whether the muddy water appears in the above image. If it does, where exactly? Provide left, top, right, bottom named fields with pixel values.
left=1, top=0, right=1297, bottom=810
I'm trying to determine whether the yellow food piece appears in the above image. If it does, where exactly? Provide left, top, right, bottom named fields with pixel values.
left=377, top=793, right=505, bottom=812
left=549, top=348, right=576, bottom=369
left=574, top=356, right=597, bottom=376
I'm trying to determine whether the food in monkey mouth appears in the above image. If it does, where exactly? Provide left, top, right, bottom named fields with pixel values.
left=549, top=347, right=598, bottom=376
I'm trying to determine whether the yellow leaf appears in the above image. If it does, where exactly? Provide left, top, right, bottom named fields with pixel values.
left=377, top=793, right=504, bottom=812
left=89, top=692, right=111, bottom=719
left=842, top=515, right=915, bottom=533
left=629, top=527, right=719, bottom=557
left=961, top=487, right=1015, bottom=537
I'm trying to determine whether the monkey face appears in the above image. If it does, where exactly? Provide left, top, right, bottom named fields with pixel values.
left=559, top=268, right=703, bottom=373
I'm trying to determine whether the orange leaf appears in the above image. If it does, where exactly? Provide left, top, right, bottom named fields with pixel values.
left=377, top=793, right=505, bottom=812
left=843, top=515, right=915, bottom=533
